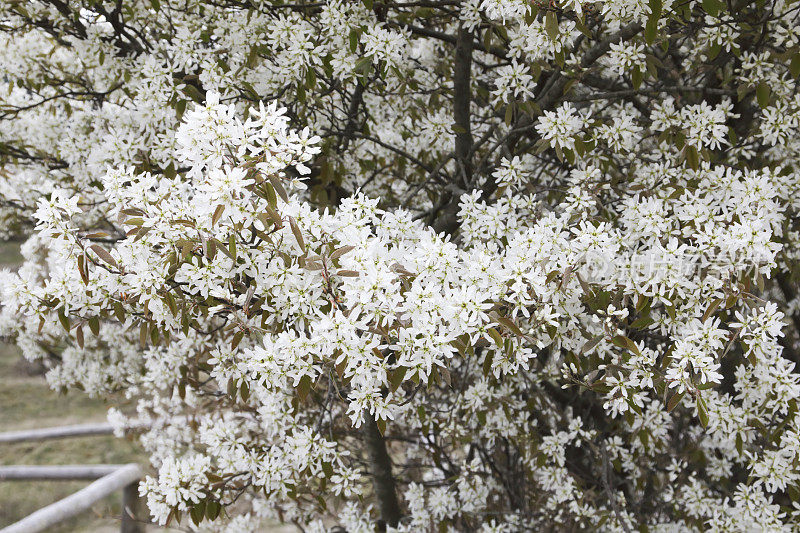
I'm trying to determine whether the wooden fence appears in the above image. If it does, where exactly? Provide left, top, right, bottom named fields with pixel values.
left=0, top=424, right=145, bottom=533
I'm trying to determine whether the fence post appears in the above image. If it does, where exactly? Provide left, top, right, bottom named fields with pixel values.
left=121, top=480, right=144, bottom=533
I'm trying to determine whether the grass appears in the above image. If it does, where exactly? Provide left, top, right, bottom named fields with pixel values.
left=0, top=240, right=22, bottom=267
left=0, top=341, right=157, bottom=532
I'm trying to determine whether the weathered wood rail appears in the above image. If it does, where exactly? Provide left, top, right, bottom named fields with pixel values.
left=0, top=464, right=144, bottom=533
left=0, top=422, right=115, bottom=444
left=0, top=424, right=146, bottom=533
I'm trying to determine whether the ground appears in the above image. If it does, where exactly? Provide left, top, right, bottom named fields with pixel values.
left=0, top=242, right=293, bottom=532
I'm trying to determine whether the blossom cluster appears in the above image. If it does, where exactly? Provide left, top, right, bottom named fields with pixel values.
left=1, top=0, right=800, bottom=531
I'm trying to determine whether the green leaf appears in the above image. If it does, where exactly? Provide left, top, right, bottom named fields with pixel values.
left=702, top=298, right=722, bottom=322
left=483, top=25, right=493, bottom=50
left=75, top=326, right=83, bottom=349
left=482, top=350, right=494, bottom=377
left=707, top=43, right=722, bottom=61
left=113, top=301, right=125, bottom=322
left=175, top=99, right=187, bottom=121
left=728, top=126, right=738, bottom=145
left=77, top=254, right=88, bottom=285
left=206, top=501, right=221, bottom=521
left=228, top=234, right=237, bottom=260
left=702, top=0, right=724, bottom=17
left=231, top=330, right=244, bottom=350
left=756, top=81, right=771, bottom=108
left=629, top=315, right=655, bottom=329
left=581, top=335, right=603, bottom=354
left=667, top=391, right=683, bottom=412
left=268, top=175, right=289, bottom=203
left=305, top=67, right=316, bottom=88
left=330, top=245, right=355, bottom=260
left=496, top=315, right=524, bottom=337
left=90, top=245, right=118, bottom=269
left=190, top=501, right=206, bottom=526
left=263, top=205, right=282, bottom=227
left=390, top=366, right=408, bottom=392
left=791, top=53, right=800, bottom=79
left=574, top=17, right=592, bottom=39
left=227, top=379, right=238, bottom=400
left=56, top=308, right=70, bottom=332
left=354, top=56, right=372, bottom=75
left=488, top=327, right=503, bottom=347
left=576, top=272, right=592, bottom=297
left=212, top=205, right=225, bottom=226
left=263, top=182, right=278, bottom=208
left=632, top=68, right=643, bottom=90
left=611, top=335, right=639, bottom=355
left=684, top=145, right=699, bottom=170
left=240, top=81, right=259, bottom=100
left=139, top=321, right=148, bottom=347
left=349, top=30, right=359, bottom=54
left=645, top=0, right=662, bottom=44
left=289, top=217, right=306, bottom=252
left=244, top=47, right=259, bottom=69
left=696, top=395, right=709, bottom=427
left=163, top=161, right=177, bottom=180
left=545, top=11, right=559, bottom=41
left=164, top=292, right=178, bottom=316
left=644, top=17, right=658, bottom=45
left=181, top=84, right=204, bottom=103
left=206, top=238, right=217, bottom=261
left=297, top=375, right=312, bottom=401
left=554, top=48, right=565, bottom=69
left=524, top=6, right=537, bottom=25
left=133, top=225, right=152, bottom=242
left=736, top=83, right=750, bottom=102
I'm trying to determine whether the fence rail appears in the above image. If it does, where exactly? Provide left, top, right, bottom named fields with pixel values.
left=0, top=464, right=143, bottom=533
left=0, top=422, right=116, bottom=443
left=0, top=424, right=146, bottom=533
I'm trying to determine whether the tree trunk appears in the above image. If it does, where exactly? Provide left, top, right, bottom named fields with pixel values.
left=432, top=23, right=473, bottom=235
left=363, top=413, right=401, bottom=528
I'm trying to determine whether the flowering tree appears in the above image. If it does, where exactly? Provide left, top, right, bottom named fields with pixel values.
left=2, top=0, right=800, bottom=530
